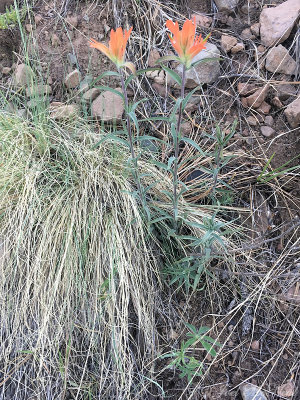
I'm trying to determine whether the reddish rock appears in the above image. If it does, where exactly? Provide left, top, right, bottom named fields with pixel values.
left=65, top=69, right=81, bottom=89
left=275, top=84, right=297, bottom=101
left=221, top=35, right=237, bottom=52
left=148, top=49, right=161, bottom=67
left=241, top=28, right=255, bottom=40
left=152, top=82, right=167, bottom=97
left=277, top=381, right=295, bottom=398
left=214, top=0, right=238, bottom=12
left=237, top=82, right=257, bottom=96
left=34, top=14, right=43, bottom=25
left=284, top=96, right=300, bottom=128
left=264, top=115, right=274, bottom=126
left=251, top=340, right=260, bottom=351
left=66, top=15, right=78, bottom=28
left=82, top=88, right=101, bottom=103
left=192, top=13, right=212, bottom=28
left=261, top=125, right=275, bottom=137
left=257, top=101, right=271, bottom=115
left=231, top=43, right=244, bottom=54
left=247, top=115, right=258, bottom=126
left=265, top=45, right=296, bottom=75
left=250, top=23, right=260, bottom=37
left=91, top=88, right=124, bottom=122
left=260, top=0, right=300, bottom=46
left=14, top=64, right=33, bottom=87
left=272, top=96, right=283, bottom=108
left=246, top=85, right=269, bottom=109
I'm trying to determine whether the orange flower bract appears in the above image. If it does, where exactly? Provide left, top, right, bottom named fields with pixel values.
left=166, top=18, right=209, bottom=68
left=90, top=27, right=135, bottom=73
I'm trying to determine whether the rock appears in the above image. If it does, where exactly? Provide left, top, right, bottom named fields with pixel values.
left=51, top=33, right=60, bottom=47
left=65, top=69, right=81, bottom=89
left=284, top=96, right=300, bottom=128
left=214, top=0, right=238, bottom=12
left=240, top=383, right=267, bottom=400
left=260, top=0, right=300, bottom=47
left=221, top=35, right=237, bottom=52
left=275, top=84, right=297, bottom=101
left=34, top=14, right=43, bottom=25
left=148, top=49, right=161, bottom=67
left=192, top=13, right=212, bottom=28
left=25, top=24, right=33, bottom=33
left=152, top=82, right=167, bottom=97
left=49, top=103, right=79, bottom=120
left=2, top=67, right=11, bottom=75
left=26, top=84, right=51, bottom=97
left=247, top=115, right=258, bottom=126
left=241, top=28, right=255, bottom=40
left=277, top=381, right=295, bottom=398
left=264, top=115, right=274, bottom=126
left=82, top=88, right=101, bottom=102
left=66, top=16, right=78, bottom=28
left=91, top=89, right=124, bottom=122
left=261, top=125, right=275, bottom=137
left=231, top=43, right=244, bottom=54
left=257, top=101, right=271, bottom=115
left=250, top=23, right=260, bottom=37
left=257, top=45, right=266, bottom=53
left=14, top=64, right=33, bottom=87
left=272, top=96, right=283, bottom=108
left=246, top=85, right=269, bottom=108
left=174, top=43, right=220, bottom=88
left=185, top=96, right=201, bottom=113
left=146, top=69, right=165, bottom=84
left=251, top=340, right=260, bottom=350
left=181, top=121, right=192, bottom=135
left=238, top=82, right=257, bottom=96
left=265, top=45, right=296, bottom=75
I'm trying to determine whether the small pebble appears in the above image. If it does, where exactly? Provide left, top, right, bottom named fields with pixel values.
left=251, top=340, right=260, bottom=351
left=260, top=125, right=275, bottom=138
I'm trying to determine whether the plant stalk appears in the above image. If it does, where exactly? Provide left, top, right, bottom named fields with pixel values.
left=173, top=65, right=186, bottom=230
left=119, top=68, right=144, bottom=207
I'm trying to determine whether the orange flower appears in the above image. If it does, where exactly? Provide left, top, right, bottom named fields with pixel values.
left=90, top=27, right=135, bottom=73
left=166, top=18, right=209, bottom=68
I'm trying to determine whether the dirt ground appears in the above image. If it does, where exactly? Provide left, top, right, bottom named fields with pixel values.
left=0, top=0, right=299, bottom=399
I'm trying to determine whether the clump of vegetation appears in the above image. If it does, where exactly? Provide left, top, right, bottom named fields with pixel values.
left=0, top=5, right=25, bottom=29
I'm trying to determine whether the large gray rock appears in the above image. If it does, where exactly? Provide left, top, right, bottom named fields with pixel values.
left=284, top=96, right=300, bottom=128
left=214, top=0, right=238, bottom=12
left=260, top=0, right=300, bottom=47
left=265, top=45, right=296, bottom=75
left=91, top=89, right=124, bottom=122
left=174, top=43, right=220, bottom=88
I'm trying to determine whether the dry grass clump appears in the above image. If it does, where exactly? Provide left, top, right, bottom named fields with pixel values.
left=0, top=112, right=236, bottom=399
left=0, top=113, right=163, bottom=398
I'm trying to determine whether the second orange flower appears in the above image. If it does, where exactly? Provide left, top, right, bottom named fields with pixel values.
left=166, top=18, right=209, bottom=68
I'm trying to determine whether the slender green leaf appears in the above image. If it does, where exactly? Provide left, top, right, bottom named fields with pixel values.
left=94, top=86, right=124, bottom=100
left=182, top=86, right=201, bottom=109
left=161, top=65, right=182, bottom=86
left=181, top=137, right=206, bottom=156
left=92, top=134, right=129, bottom=149
left=190, top=57, right=222, bottom=69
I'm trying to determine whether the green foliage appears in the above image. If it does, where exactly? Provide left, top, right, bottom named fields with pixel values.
left=0, top=5, right=25, bottom=29
left=162, top=324, right=221, bottom=382
left=257, top=152, right=299, bottom=183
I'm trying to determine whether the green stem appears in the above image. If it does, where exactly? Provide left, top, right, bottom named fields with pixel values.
left=118, top=67, right=144, bottom=207
left=173, top=65, right=186, bottom=230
